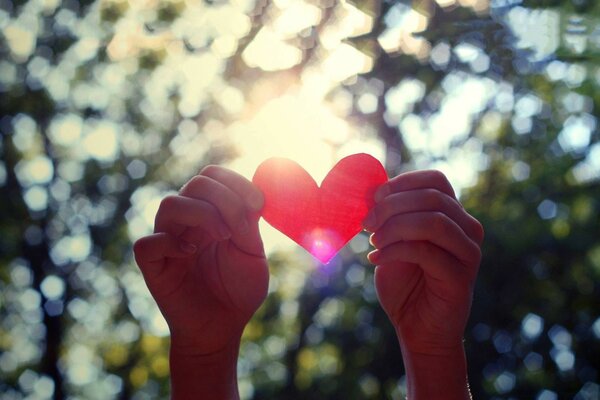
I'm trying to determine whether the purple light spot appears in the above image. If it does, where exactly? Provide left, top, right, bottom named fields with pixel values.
left=303, top=228, right=341, bottom=264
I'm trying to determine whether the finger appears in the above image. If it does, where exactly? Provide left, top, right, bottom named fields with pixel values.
left=364, top=189, right=484, bottom=245
left=179, top=175, right=250, bottom=235
left=154, top=195, right=231, bottom=240
left=200, top=165, right=264, bottom=211
left=373, top=261, right=420, bottom=321
left=368, top=241, right=475, bottom=283
left=375, top=170, right=455, bottom=202
left=133, top=233, right=196, bottom=275
left=370, top=212, right=481, bottom=267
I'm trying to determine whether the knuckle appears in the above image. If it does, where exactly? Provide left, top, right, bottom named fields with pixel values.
left=474, top=220, right=485, bottom=243
left=428, top=169, right=448, bottom=184
left=159, top=195, right=179, bottom=211
left=185, top=175, right=210, bottom=191
left=200, top=164, right=220, bottom=177
left=428, top=169, right=454, bottom=194
left=132, top=237, right=146, bottom=257
left=425, top=189, right=446, bottom=210
left=370, top=232, right=382, bottom=248
left=378, top=196, right=393, bottom=218
left=219, top=194, right=245, bottom=222
left=465, top=242, right=482, bottom=267
left=430, top=211, right=450, bottom=233
left=466, top=213, right=485, bottom=244
left=387, top=173, right=402, bottom=185
left=192, top=174, right=209, bottom=185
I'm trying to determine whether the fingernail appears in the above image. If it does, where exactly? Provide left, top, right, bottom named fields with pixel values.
left=369, top=233, right=376, bottom=246
left=218, top=224, right=231, bottom=240
left=238, top=219, right=249, bottom=235
left=374, top=185, right=389, bottom=203
left=181, top=242, right=197, bottom=254
left=363, top=210, right=376, bottom=230
left=248, top=191, right=264, bottom=211
left=367, top=249, right=380, bottom=264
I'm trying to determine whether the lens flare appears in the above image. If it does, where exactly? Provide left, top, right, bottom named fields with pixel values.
left=303, top=228, right=341, bottom=264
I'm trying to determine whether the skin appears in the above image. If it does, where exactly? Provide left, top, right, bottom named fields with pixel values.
left=363, top=170, right=484, bottom=399
left=133, top=166, right=268, bottom=400
left=133, top=167, right=483, bottom=400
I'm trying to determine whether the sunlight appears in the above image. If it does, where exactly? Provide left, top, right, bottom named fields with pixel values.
left=226, top=82, right=383, bottom=257
left=304, top=228, right=341, bottom=264
left=228, top=92, right=351, bottom=184
left=322, top=43, right=373, bottom=82
left=378, top=6, right=429, bottom=58
left=225, top=81, right=385, bottom=257
left=82, top=121, right=120, bottom=162
left=242, top=27, right=303, bottom=71
left=3, top=23, right=36, bottom=61
left=271, top=1, right=321, bottom=36
left=222, top=0, right=386, bottom=259
left=226, top=91, right=345, bottom=257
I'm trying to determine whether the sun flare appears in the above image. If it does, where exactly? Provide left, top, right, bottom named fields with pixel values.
left=226, top=85, right=384, bottom=258
left=217, top=1, right=386, bottom=260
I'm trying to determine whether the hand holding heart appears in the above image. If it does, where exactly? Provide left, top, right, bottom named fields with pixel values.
left=365, top=169, right=484, bottom=356
left=363, top=169, right=483, bottom=400
left=133, top=165, right=269, bottom=399
left=133, top=157, right=483, bottom=400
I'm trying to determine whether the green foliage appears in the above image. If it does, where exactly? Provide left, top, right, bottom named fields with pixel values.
left=0, top=0, right=599, bottom=399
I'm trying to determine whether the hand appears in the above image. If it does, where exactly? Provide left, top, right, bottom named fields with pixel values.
left=363, top=170, right=483, bottom=399
left=133, top=166, right=268, bottom=399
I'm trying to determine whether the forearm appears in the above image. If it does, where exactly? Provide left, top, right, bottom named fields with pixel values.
left=400, top=341, right=472, bottom=400
left=170, top=337, right=241, bottom=400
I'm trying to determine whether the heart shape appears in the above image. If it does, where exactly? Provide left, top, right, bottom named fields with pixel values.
left=253, top=153, right=388, bottom=263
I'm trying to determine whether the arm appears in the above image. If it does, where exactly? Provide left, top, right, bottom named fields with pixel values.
left=400, top=344, right=470, bottom=400
left=169, top=337, right=242, bottom=400
left=363, top=170, right=484, bottom=400
left=133, top=166, right=268, bottom=400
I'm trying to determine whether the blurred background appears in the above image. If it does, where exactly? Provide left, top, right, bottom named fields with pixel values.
left=1, top=0, right=599, bottom=398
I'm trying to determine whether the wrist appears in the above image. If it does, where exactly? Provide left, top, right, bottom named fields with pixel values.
left=400, top=341, right=471, bottom=400
left=170, top=335, right=242, bottom=400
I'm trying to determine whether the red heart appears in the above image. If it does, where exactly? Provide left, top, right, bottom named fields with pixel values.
left=252, top=153, right=388, bottom=263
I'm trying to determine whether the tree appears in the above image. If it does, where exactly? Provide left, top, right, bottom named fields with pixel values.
left=1, top=0, right=598, bottom=399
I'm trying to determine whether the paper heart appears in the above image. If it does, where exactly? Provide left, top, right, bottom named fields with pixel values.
left=253, top=153, right=388, bottom=263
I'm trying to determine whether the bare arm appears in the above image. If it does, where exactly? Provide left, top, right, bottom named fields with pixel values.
left=134, top=166, right=268, bottom=399
left=364, top=170, right=483, bottom=399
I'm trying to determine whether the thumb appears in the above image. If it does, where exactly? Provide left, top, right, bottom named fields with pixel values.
left=374, top=262, right=422, bottom=322
left=229, top=210, right=265, bottom=258
left=133, top=232, right=194, bottom=297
